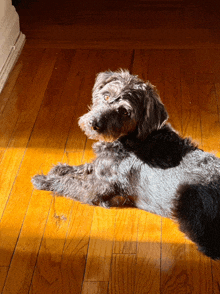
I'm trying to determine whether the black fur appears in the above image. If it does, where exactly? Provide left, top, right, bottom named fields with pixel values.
left=121, top=124, right=198, bottom=169
left=173, top=179, right=220, bottom=259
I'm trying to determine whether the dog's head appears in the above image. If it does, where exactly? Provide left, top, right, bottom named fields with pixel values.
left=79, top=69, right=168, bottom=142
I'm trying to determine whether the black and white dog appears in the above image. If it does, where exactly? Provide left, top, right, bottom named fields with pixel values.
left=32, top=70, right=220, bottom=260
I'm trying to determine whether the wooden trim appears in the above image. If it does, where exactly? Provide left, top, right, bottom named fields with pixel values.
left=0, top=32, right=25, bottom=93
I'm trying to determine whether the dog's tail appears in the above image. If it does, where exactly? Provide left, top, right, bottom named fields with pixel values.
left=173, top=179, right=220, bottom=260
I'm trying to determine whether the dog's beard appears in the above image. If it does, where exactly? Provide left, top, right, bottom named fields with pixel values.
left=95, top=134, right=118, bottom=142
left=79, top=110, right=137, bottom=142
left=83, top=127, right=121, bottom=142
left=81, top=123, right=127, bottom=142
left=78, top=119, right=115, bottom=142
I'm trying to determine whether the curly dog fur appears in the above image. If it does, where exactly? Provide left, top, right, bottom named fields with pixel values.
left=32, top=69, right=220, bottom=260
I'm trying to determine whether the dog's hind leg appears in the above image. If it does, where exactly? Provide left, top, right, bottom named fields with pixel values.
left=173, top=182, right=220, bottom=260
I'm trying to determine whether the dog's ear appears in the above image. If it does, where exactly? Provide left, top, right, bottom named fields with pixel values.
left=137, top=84, right=168, bottom=140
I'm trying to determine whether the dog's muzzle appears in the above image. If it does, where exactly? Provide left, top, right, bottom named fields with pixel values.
left=89, top=119, right=102, bottom=131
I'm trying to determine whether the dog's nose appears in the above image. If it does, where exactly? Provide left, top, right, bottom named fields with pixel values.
left=90, top=120, right=101, bottom=131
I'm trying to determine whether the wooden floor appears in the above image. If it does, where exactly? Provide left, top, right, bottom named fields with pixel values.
left=1, top=0, right=220, bottom=293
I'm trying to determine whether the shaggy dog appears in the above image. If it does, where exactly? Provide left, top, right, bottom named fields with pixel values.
left=32, top=69, right=220, bottom=260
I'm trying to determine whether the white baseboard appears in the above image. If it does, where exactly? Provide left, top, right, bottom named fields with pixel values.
left=0, top=32, right=26, bottom=93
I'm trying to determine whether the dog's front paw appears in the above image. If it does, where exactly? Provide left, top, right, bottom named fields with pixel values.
left=48, top=163, right=75, bottom=176
left=32, top=174, right=53, bottom=191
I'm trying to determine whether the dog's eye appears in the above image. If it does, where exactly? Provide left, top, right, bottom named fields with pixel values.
left=118, top=107, right=130, bottom=116
left=104, top=95, right=110, bottom=101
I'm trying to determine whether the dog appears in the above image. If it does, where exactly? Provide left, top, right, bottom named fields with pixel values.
left=32, top=69, right=220, bottom=260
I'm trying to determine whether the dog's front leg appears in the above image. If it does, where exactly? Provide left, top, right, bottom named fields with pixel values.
left=32, top=162, right=119, bottom=207
left=47, top=162, right=94, bottom=177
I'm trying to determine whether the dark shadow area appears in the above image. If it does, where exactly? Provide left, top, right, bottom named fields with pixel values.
left=0, top=236, right=219, bottom=294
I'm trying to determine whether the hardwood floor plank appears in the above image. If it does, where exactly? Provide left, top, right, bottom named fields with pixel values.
left=200, top=111, right=220, bottom=153
left=0, top=61, right=22, bottom=116
left=63, top=151, right=84, bottom=166
left=161, top=218, right=189, bottom=294
left=83, top=207, right=116, bottom=282
left=0, top=49, right=101, bottom=293
left=132, top=49, right=150, bottom=80
left=26, top=49, right=76, bottom=152
left=0, top=49, right=58, bottom=220
left=23, top=28, right=220, bottom=50
left=163, top=50, right=182, bottom=132
left=212, top=260, right=220, bottom=293
left=0, top=48, right=45, bottom=163
left=198, top=75, right=220, bottom=152
left=216, top=83, right=220, bottom=120
left=2, top=191, right=52, bottom=294
left=18, top=0, right=220, bottom=49
left=109, top=254, right=136, bottom=294
left=179, top=50, right=202, bottom=144
left=0, top=49, right=80, bottom=270
left=135, top=211, right=161, bottom=294
left=134, top=50, right=165, bottom=101
left=81, top=281, right=108, bottom=294
left=184, top=243, right=213, bottom=294
left=113, top=209, right=139, bottom=254
left=195, top=49, right=215, bottom=74
left=29, top=197, right=74, bottom=294
left=59, top=50, right=95, bottom=153
left=210, top=49, right=220, bottom=158
left=24, top=51, right=104, bottom=293
left=60, top=202, right=94, bottom=294
left=161, top=218, right=213, bottom=294
left=0, top=267, right=8, bottom=293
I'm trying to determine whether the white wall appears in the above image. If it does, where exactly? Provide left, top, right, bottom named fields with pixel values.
left=0, top=0, right=25, bottom=92
left=0, top=0, right=20, bottom=72
left=0, top=0, right=12, bottom=19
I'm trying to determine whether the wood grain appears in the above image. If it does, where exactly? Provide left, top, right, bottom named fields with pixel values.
left=29, top=196, right=74, bottom=294
left=109, top=254, right=136, bottom=294
left=135, top=211, right=161, bottom=294
left=0, top=50, right=58, bottom=280
left=0, top=267, right=8, bottom=293
left=83, top=207, right=116, bottom=282
left=113, top=209, right=139, bottom=254
left=60, top=202, right=94, bottom=294
left=2, top=191, right=52, bottom=294
left=81, top=281, right=108, bottom=294
left=179, top=50, right=202, bottom=144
